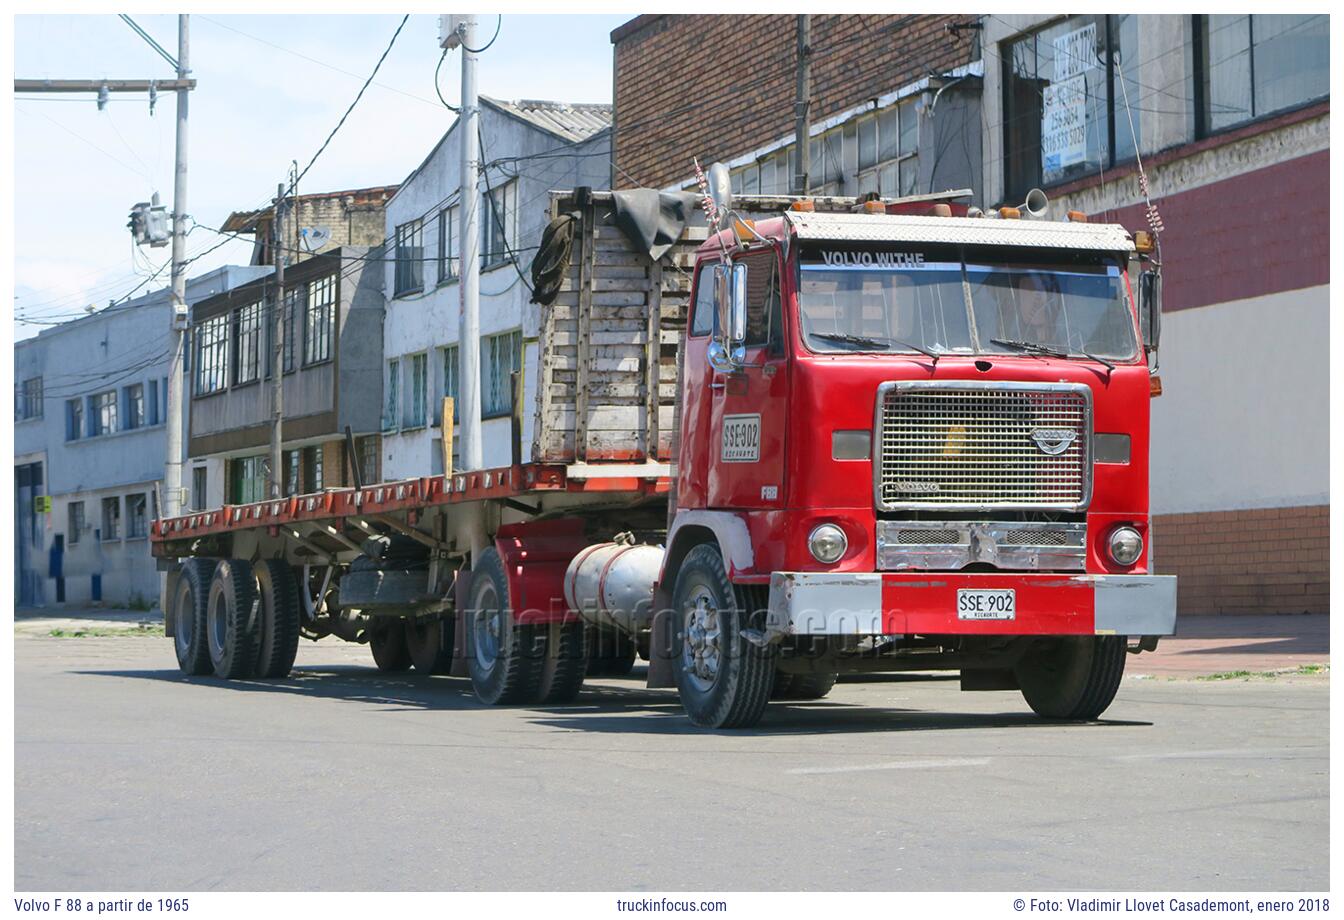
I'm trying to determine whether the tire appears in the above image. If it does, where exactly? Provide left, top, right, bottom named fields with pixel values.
left=171, top=558, right=215, bottom=675
left=770, top=670, right=797, bottom=699
left=1015, top=635, right=1128, bottom=720
left=406, top=615, right=455, bottom=674
left=537, top=622, right=587, bottom=704
left=782, top=672, right=838, bottom=701
left=465, top=547, right=546, bottom=705
left=586, top=627, right=637, bottom=677
left=671, top=544, right=775, bottom=729
left=206, top=559, right=261, bottom=679
left=253, top=560, right=301, bottom=678
left=369, top=619, right=413, bottom=671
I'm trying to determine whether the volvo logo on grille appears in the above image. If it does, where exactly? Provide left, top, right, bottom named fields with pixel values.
left=1030, top=428, right=1078, bottom=455
left=892, top=481, right=941, bottom=494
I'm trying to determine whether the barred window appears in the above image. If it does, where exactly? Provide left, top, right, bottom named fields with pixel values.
left=233, top=300, right=263, bottom=384
left=194, top=314, right=229, bottom=395
left=482, top=330, right=522, bottom=419
left=101, top=496, right=121, bottom=540
left=437, top=206, right=459, bottom=283
left=394, top=219, right=424, bottom=296
left=91, top=390, right=117, bottom=436
left=66, top=398, right=83, bottom=441
left=482, top=181, right=515, bottom=267
left=358, top=435, right=380, bottom=484
left=126, top=493, right=148, bottom=539
left=405, top=352, right=427, bottom=428
left=383, top=357, right=400, bottom=432
left=305, top=275, right=335, bottom=365
left=124, top=383, right=145, bottom=430
left=68, top=501, right=85, bottom=544
left=441, top=344, right=460, bottom=424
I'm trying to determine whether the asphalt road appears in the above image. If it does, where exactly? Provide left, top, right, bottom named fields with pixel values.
left=14, top=630, right=1328, bottom=891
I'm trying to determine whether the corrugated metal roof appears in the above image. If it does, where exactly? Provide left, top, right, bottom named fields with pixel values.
left=784, top=212, right=1135, bottom=252
left=482, top=96, right=612, bottom=143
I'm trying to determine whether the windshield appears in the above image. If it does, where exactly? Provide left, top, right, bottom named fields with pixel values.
left=798, top=257, right=1138, bottom=361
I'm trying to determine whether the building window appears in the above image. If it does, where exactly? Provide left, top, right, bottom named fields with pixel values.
left=194, top=314, right=230, bottom=395
left=66, top=398, right=83, bottom=441
left=16, top=376, right=43, bottom=420
left=126, top=493, right=148, bottom=539
left=1001, top=15, right=1140, bottom=202
left=404, top=353, right=427, bottom=428
left=91, top=390, right=117, bottom=436
left=192, top=467, right=208, bottom=510
left=233, top=300, right=263, bottom=384
left=394, top=219, right=424, bottom=296
left=101, top=496, right=121, bottom=541
left=284, top=448, right=302, bottom=496
left=304, top=275, right=335, bottom=365
left=303, top=445, right=323, bottom=492
left=441, top=344, right=460, bottom=424
left=358, top=435, right=380, bottom=484
left=279, top=287, right=302, bottom=372
left=437, top=206, right=459, bottom=283
left=1197, top=14, right=1328, bottom=136
left=482, top=330, right=522, bottom=419
left=482, top=181, right=516, bottom=267
left=68, top=501, right=84, bottom=545
left=383, top=358, right=400, bottom=432
left=229, top=455, right=266, bottom=504
left=123, top=383, right=145, bottom=430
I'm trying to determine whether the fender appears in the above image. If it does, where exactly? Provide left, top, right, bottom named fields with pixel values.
left=492, top=517, right=591, bottom=626
left=661, top=510, right=756, bottom=582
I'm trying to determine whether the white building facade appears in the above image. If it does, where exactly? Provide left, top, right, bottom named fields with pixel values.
left=380, top=97, right=612, bottom=480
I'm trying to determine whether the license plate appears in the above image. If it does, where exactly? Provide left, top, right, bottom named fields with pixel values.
left=957, top=588, right=1016, bottom=621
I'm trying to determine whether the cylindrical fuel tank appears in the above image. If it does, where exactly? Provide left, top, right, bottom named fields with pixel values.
left=563, top=542, right=664, bottom=635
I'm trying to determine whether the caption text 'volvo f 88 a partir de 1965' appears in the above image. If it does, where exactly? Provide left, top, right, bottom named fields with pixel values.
left=151, top=175, right=1174, bottom=729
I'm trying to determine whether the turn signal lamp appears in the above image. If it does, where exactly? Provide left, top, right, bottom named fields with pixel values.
left=789, top=199, right=815, bottom=212
left=1150, top=374, right=1163, bottom=397
left=1134, top=231, right=1156, bottom=253
left=930, top=203, right=952, bottom=217
left=1067, top=210, right=1088, bottom=222
left=999, top=206, right=1021, bottom=219
left=861, top=200, right=886, bottom=214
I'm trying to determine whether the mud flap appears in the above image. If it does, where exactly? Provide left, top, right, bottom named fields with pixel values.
left=450, top=567, right=474, bottom=678
left=646, top=584, right=676, bottom=689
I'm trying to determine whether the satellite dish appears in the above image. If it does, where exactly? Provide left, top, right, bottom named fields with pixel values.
left=707, top=163, right=733, bottom=226
left=300, top=227, right=332, bottom=252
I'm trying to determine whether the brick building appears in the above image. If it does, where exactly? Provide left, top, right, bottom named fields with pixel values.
left=221, top=184, right=398, bottom=267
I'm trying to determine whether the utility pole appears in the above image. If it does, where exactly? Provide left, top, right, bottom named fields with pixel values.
left=458, top=14, right=483, bottom=473
left=268, top=182, right=286, bottom=499
left=164, top=14, right=191, bottom=519
left=793, top=14, right=812, bottom=196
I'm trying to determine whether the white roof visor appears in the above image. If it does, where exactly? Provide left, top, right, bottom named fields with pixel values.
left=785, top=211, right=1135, bottom=253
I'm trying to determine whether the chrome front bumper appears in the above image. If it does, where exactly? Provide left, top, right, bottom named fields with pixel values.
left=764, top=571, right=1177, bottom=638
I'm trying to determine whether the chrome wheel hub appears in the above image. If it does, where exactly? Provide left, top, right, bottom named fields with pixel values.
left=683, top=589, right=722, bottom=691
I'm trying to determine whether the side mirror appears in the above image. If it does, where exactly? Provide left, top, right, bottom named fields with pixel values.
left=729, top=262, right=747, bottom=349
left=708, top=262, right=747, bottom=372
left=1138, top=269, right=1161, bottom=351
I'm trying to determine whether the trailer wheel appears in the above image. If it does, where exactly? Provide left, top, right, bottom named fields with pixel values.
left=586, top=627, right=636, bottom=677
left=776, top=671, right=838, bottom=701
left=369, top=619, right=412, bottom=671
left=466, top=547, right=546, bottom=705
left=537, top=622, right=587, bottom=704
left=1015, top=636, right=1127, bottom=720
left=406, top=615, right=454, bottom=674
left=171, top=558, right=215, bottom=675
left=253, top=560, right=301, bottom=678
left=206, top=559, right=261, bottom=679
left=671, top=544, right=775, bottom=729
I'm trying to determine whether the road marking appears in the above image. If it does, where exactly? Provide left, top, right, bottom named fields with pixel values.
left=787, top=757, right=990, bottom=775
left=1116, top=747, right=1324, bottom=761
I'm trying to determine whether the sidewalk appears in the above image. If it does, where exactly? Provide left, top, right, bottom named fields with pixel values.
left=1133, top=613, right=1329, bottom=678
left=14, top=605, right=161, bottom=636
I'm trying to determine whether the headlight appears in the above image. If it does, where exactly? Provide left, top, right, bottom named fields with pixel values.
left=1107, top=525, right=1143, bottom=566
left=808, top=523, right=848, bottom=564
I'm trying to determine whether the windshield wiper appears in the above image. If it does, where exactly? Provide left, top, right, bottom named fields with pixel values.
left=990, top=338, right=1069, bottom=359
left=1079, top=349, right=1116, bottom=371
left=813, top=332, right=941, bottom=363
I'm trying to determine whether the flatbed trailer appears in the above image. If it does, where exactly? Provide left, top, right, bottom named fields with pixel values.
left=153, top=184, right=1176, bottom=728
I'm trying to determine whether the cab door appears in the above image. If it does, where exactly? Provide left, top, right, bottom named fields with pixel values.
left=675, top=259, right=718, bottom=510
left=707, top=248, right=789, bottom=510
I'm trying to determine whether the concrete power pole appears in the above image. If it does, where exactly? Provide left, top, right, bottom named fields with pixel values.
left=458, top=15, right=483, bottom=473
left=268, top=182, right=286, bottom=499
left=164, top=14, right=191, bottom=518
left=793, top=15, right=812, bottom=196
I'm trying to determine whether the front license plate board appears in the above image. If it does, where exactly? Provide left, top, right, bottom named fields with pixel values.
left=957, top=588, right=1016, bottom=621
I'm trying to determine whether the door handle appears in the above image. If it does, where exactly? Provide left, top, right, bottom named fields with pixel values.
left=710, top=381, right=726, bottom=390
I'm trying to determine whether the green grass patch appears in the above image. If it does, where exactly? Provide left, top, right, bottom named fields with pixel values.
left=1195, top=663, right=1329, bottom=681
left=47, top=623, right=164, bottom=638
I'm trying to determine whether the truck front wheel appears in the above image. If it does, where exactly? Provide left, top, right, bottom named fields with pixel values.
left=466, top=547, right=546, bottom=705
left=1015, top=635, right=1127, bottom=720
left=671, top=544, right=775, bottom=729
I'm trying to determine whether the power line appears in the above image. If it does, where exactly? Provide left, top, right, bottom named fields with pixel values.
left=459, top=15, right=502, bottom=54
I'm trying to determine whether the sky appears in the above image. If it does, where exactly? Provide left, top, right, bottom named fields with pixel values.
left=11, top=12, right=629, bottom=340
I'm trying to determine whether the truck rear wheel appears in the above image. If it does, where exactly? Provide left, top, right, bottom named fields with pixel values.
left=537, top=622, right=587, bottom=703
left=406, top=615, right=454, bottom=674
left=466, top=547, right=546, bottom=705
left=1015, top=636, right=1127, bottom=720
left=172, top=558, right=215, bottom=675
left=671, top=544, right=775, bottom=729
left=773, top=670, right=838, bottom=701
left=253, top=560, right=300, bottom=678
left=369, top=619, right=412, bottom=671
left=206, top=559, right=261, bottom=679
left=586, top=627, right=636, bottom=677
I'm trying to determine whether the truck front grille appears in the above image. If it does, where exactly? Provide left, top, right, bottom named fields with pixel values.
left=875, top=382, right=1092, bottom=510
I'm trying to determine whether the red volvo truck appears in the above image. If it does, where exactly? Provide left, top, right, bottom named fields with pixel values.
left=152, top=184, right=1175, bottom=729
